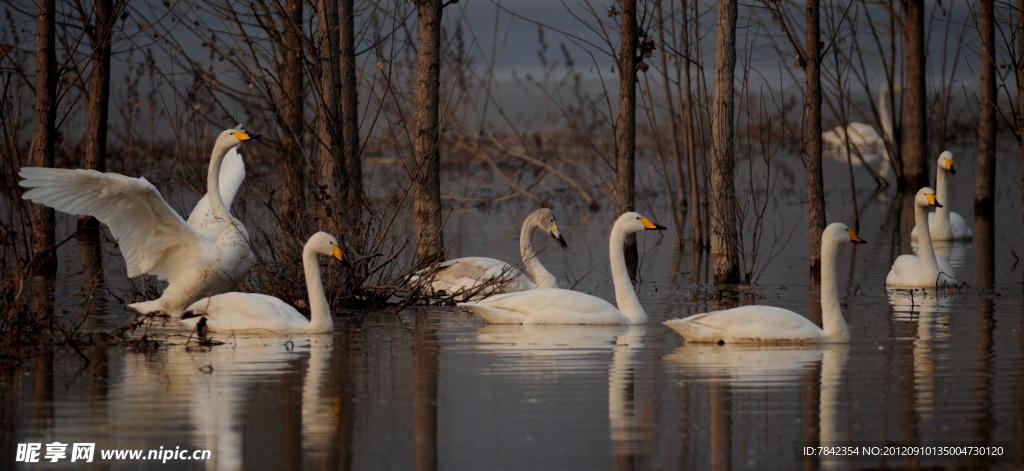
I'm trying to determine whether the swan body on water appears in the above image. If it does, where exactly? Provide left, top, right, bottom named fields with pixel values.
left=180, top=232, right=344, bottom=334
left=822, top=83, right=898, bottom=173
left=458, top=212, right=666, bottom=324
left=911, top=151, right=973, bottom=241
left=887, top=188, right=957, bottom=287
left=412, top=208, right=567, bottom=299
left=664, top=222, right=865, bottom=344
left=19, top=128, right=260, bottom=316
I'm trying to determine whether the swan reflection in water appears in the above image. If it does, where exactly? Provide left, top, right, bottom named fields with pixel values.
left=665, top=343, right=850, bottom=470
left=887, top=289, right=953, bottom=418
left=112, top=333, right=335, bottom=470
left=472, top=324, right=646, bottom=450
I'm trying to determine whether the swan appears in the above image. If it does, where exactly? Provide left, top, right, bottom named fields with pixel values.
left=911, top=151, right=973, bottom=241
left=412, top=208, right=567, bottom=299
left=187, top=145, right=246, bottom=237
left=180, top=232, right=344, bottom=334
left=886, top=187, right=957, bottom=287
left=19, top=127, right=260, bottom=316
left=822, top=83, right=897, bottom=170
left=457, top=212, right=666, bottom=325
left=663, top=222, right=865, bottom=344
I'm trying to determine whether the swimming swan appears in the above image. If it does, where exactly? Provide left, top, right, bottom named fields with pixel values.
left=19, top=128, right=260, bottom=316
left=412, top=208, right=567, bottom=299
left=180, top=232, right=344, bottom=334
left=822, top=82, right=897, bottom=171
left=664, top=222, right=865, bottom=344
left=457, top=212, right=666, bottom=324
left=886, top=187, right=956, bottom=287
left=910, top=151, right=973, bottom=241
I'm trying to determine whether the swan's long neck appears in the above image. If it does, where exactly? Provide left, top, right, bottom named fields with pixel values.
left=609, top=224, right=646, bottom=323
left=520, top=217, right=556, bottom=289
left=303, top=244, right=333, bottom=332
left=935, top=168, right=951, bottom=222
left=914, top=203, right=940, bottom=279
left=819, top=237, right=849, bottom=340
left=207, top=142, right=233, bottom=221
left=878, top=83, right=893, bottom=143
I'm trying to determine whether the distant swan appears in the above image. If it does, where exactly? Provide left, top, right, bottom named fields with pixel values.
left=180, top=232, right=344, bottom=334
left=886, top=187, right=956, bottom=287
left=19, top=128, right=260, bottom=316
left=412, top=208, right=567, bottom=299
left=664, top=222, right=864, bottom=344
left=458, top=212, right=666, bottom=325
left=822, top=83, right=897, bottom=171
left=911, top=151, right=973, bottom=241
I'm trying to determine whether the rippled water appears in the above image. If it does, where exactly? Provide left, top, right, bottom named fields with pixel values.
left=3, top=148, right=1024, bottom=469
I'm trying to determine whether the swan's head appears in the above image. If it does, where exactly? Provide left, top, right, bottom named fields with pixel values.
left=824, top=222, right=866, bottom=246
left=307, top=231, right=345, bottom=263
left=616, top=212, right=667, bottom=235
left=530, top=208, right=567, bottom=249
left=915, top=187, right=942, bottom=208
left=937, top=150, right=955, bottom=174
left=215, top=127, right=261, bottom=152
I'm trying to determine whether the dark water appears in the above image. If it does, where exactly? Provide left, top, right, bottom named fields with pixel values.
left=3, top=145, right=1024, bottom=470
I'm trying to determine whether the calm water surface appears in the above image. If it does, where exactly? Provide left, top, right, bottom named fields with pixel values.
left=3, top=151, right=1024, bottom=470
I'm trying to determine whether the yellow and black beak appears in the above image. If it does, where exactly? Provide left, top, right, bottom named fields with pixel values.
left=846, top=229, right=866, bottom=244
left=549, top=223, right=568, bottom=249
left=926, top=193, right=943, bottom=208
left=944, top=158, right=955, bottom=174
left=640, top=217, right=667, bottom=230
left=232, top=130, right=262, bottom=141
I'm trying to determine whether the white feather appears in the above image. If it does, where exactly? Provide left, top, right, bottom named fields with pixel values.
left=19, top=128, right=259, bottom=316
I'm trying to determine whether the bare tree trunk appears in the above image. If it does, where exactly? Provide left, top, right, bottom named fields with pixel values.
left=656, top=0, right=686, bottom=214
left=710, top=0, right=740, bottom=284
left=900, top=0, right=929, bottom=194
left=316, top=0, right=345, bottom=235
left=29, top=0, right=58, bottom=318
left=680, top=0, right=702, bottom=247
left=412, top=0, right=444, bottom=267
left=617, top=0, right=639, bottom=280
left=277, top=0, right=307, bottom=239
left=1020, top=0, right=1024, bottom=227
left=804, top=0, right=826, bottom=277
left=975, top=0, right=996, bottom=220
left=656, top=0, right=686, bottom=246
left=340, top=0, right=363, bottom=232
left=82, top=0, right=112, bottom=175
left=79, top=0, right=115, bottom=291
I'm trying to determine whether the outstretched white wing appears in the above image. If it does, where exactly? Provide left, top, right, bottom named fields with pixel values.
left=187, top=145, right=245, bottom=235
left=19, top=167, right=203, bottom=280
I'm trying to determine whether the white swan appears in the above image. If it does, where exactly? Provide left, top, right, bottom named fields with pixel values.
left=187, top=145, right=246, bottom=237
left=664, top=222, right=865, bottom=343
left=457, top=212, right=666, bottom=325
left=19, top=127, right=260, bottom=316
left=822, top=83, right=897, bottom=171
left=886, top=187, right=957, bottom=287
left=412, top=208, right=567, bottom=299
left=911, top=151, right=973, bottom=241
left=180, top=232, right=344, bottom=334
